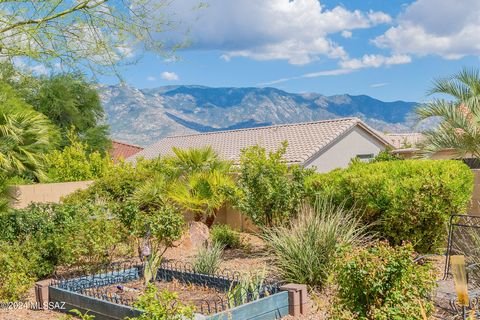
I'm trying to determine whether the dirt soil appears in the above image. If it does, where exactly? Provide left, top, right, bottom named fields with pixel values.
left=0, top=233, right=455, bottom=320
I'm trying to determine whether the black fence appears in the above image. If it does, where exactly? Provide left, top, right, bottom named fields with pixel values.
left=50, top=261, right=282, bottom=315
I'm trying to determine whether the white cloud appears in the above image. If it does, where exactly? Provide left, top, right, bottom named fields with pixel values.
left=373, top=0, right=480, bottom=59
left=147, top=76, right=156, bottom=81
left=370, top=82, right=388, bottom=88
left=261, top=54, right=410, bottom=85
left=340, top=54, right=411, bottom=69
left=161, top=71, right=179, bottom=81
left=163, top=0, right=391, bottom=65
left=341, top=30, right=352, bottom=39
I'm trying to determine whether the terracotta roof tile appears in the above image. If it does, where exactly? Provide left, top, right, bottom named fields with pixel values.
left=110, top=140, right=144, bottom=162
left=128, top=117, right=390, bottom=164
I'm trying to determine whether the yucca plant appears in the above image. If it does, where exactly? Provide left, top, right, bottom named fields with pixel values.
left=227, top=267, right=267, bottom=308
left=415, top=68, right=480, bottom=158
left=192, top=242, right=224, bottom=275
left=262, top=197, right=369, bottom=288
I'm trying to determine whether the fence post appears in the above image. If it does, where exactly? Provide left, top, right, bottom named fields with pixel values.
left=35, top=279, right=51, bottom=308
left=279, top=283, right=308, bottom=316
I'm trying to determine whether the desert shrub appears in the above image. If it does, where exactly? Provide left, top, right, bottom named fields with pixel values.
left=332, top=242, right=436, bottom=320
left=211, top=224, right=241, bottom=249
left=0, top=241, right=35, bottom=302
left=44, top=130, right=114, bottom=182
left=192, top=242, right=224, bottom=275
left=130, top=283, right=194, bottom=320
left=262, top=198, right=368, bottom=288
left=0, top=202, right=125, bottom=276
left=236, top=142, right=314, bottom=227
left=306, top=160, right=473, bottom=252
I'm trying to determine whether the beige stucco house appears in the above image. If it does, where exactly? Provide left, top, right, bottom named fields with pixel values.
left=128, top=117, right=392, bottom=173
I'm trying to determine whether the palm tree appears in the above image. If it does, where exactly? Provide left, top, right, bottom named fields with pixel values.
left=167, top=147, right=235, bottom=227
left=415, top=68, right=480, bottom=158
left=0, top=82, right=58, bottom=180
left=169, top=146, right=231, bottom=176
left=169, top=169, right=236, bottom=227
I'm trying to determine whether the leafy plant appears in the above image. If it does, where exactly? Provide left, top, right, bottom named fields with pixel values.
left=192, top=242, right=224, bottom=275
left=211, top=224, right=242, bottom=249
left=306, top=159, right=473, bottom=253
left=0, top=241, right=35, bottom=302
left=415, top=68, right=480, bottom=158
left=332, top=242, right=436, bottom=320
left=262, top=197, right=369, bottom=288
left=227, top=267, right=267, bottom=308
left=236, top=141, right=314, bottom=227
left=0, top=81, right=58, bottom=180
left=129, top=283, right=194, bottom=320
left=44, top=129, right=113, bottom=182
left=68, top=309, right=96, bottom=320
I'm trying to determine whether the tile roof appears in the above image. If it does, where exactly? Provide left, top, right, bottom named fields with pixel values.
left=110, top=140, right=144, bottom=162
left=385, top=133, right=424, bottom=149
left=129, top=117, right=391, bottom=165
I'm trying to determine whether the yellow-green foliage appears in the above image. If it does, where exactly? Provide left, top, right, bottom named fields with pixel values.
left=45, top=131, right=113, bottom=182
left=332, top=242, right=436, bottom=320
left=306, top=160, right=473, bottom=252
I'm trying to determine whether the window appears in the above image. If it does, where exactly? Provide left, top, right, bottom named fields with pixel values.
left=356, top=153, right=374, bottom=163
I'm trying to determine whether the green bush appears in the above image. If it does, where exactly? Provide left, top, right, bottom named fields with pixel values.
left=332, top=242, right=436, bottom=320
left=211, top=225, right=241, bottom=249
left=236, top=142, right=314, bottom=227
left=44, top=130, right=113, bottom=182
left=0, top=241, right=35, bottom=302
left=306, top=160, right=473, bottom=252
left=262, top=198, right=368, bottom=288
left=192, top=242, right=224, bottom=275
left=130, top=283, right=194, bottom=320
left=0, top=202, right=125, bottom=277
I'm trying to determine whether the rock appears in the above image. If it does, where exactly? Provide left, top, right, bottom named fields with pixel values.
left=189, top=221, right=210, bottom=248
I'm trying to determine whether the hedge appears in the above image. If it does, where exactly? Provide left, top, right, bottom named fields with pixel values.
left=305, top=160, right=473, bottom=253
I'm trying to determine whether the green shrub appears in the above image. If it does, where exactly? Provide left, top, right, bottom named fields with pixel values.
left=0, top=241, right=35, bottom=302
left=44, top=130, right=113, bottom=182
left=236, top=142, right=314, bottom=227
left=0, top=202, right=125, bottom=276
left=211, top=225, right=241, bottom=249
left=130, top=283, right=194, bottom=320
left=262, top=198, right=368, bottom=288
left=306, top=160, right=473, bottom=252
left=332, top=242, right=436, bottom=320
left=192, top=242, right=224, bottom=275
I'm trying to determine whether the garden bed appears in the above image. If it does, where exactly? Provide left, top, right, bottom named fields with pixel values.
left=49, top=259, right=287, bottom=319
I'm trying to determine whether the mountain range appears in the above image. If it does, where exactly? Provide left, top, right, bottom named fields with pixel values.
left=99, top=85, right=420, bottom=147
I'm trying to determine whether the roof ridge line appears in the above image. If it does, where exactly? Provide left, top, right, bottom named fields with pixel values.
left=159, top=117, right=360, bottom=141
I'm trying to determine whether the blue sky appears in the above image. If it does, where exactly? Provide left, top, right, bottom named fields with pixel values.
left=99, top=0, right=480, bottom=102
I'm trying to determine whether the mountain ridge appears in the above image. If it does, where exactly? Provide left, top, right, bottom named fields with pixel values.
left=99, top=84, right=418, bottom=146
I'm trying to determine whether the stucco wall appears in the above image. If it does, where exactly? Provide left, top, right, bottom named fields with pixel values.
left=10, top=181, right=94, bottom=209
left=305, top=126, right=386, bottom=172
left=470, top=170, right=480, bottom=215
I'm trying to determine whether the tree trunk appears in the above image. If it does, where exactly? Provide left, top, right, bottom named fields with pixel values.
left=205, top=209, right=218, bottom=228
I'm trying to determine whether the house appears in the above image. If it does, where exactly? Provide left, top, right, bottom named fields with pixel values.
left=109, top=140, right=144, bottom=163
left=128, top=117, right=392, bottom=173
left=386, top=133, right=480, bottom=168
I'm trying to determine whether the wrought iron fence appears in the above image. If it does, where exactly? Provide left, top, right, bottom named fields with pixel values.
left=50, top=260, right=282, bottom=315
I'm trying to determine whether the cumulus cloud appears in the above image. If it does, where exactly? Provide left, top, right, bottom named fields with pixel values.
left=147, top=76, right=156, bottom=81
left=163, top=0, right=391, bottom=65
left=373, top=0, right=480, bottom=59
left=340, top=54, right=411, bottom=69
left=161, top=71, right=179, bottom=81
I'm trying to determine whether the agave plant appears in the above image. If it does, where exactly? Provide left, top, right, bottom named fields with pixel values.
left=415, top=68, right=480, bottom=158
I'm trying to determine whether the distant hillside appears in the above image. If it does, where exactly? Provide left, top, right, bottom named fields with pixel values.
left=99, top=85, right=418, bottom=146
